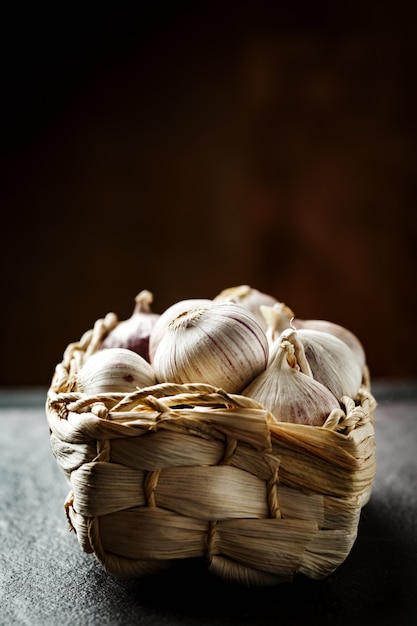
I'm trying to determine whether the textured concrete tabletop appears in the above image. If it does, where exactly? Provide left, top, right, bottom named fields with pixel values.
left=1, top=383, right=416, bottom=626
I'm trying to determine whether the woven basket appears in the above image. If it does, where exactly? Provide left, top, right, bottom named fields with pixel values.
left=46, top=311, right=377, bottom=586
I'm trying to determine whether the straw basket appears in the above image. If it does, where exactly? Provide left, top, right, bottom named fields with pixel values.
left=46, top=312, right=377, bottom=586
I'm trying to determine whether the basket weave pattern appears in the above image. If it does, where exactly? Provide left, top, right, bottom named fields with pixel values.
left=46, top=313, right=377, bottom=585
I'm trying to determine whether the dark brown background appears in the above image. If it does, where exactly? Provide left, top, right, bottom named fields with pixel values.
left=1, top=2, right=416, bottom=386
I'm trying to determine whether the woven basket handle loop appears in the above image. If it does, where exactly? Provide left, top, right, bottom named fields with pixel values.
left=323, top=408, right=347, bottom=430
left=109, top=383, right=216, bottom=413
left=91, top=402, right=110, bottom=419
left=140, top=396, right=171, bottom=413
left=340, top=394, right=370, bottom=433
left=323, top=386, right=376, bottom=433
left=357, top=386, right=377, bottom=413
left=85, top=313, right=119, bottom=357
left=48, top=391, right=79, bottom=409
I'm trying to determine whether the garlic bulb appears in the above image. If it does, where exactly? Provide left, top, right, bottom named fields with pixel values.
left=153, top=301, right=269, bottom=393
left=285, top=327, right=363, bottom=400
left=149, top=298, right=212, bottom=364
left=293, top=318, right=366, bottom=371
left=100, top=290, right=160, bottom=362
left=77, top=347, right=156, bottom=394
left=213, top=285, right=278, bottom=331
left=243, top=338, right=340, bottom=425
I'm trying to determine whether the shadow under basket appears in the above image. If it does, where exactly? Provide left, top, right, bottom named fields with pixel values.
left=46, top=313, right=377, bottom=586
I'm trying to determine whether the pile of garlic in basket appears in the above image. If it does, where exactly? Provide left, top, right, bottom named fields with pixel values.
left=75, top=284, right=367, bottom=427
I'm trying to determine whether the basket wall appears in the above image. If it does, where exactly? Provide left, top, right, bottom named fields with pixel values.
left=46, top=313, right=376, bottom=586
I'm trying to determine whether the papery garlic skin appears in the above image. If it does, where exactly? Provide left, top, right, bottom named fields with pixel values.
left=243, top=339, right=340, bottom=426
left=153, top=301, right=269, bottom=393
left=149, top=298, right=212, bottom=364
left=213, top=285, right=278, bottom=331
left=289, top=328, right=363, bottom=400
left=100, top=290, right=160, bottom=362
left=77, top=347, right=156, bottom=394
left=260, top=302, right=295, bottom=347
left=293, top=318, right=366, bottom=371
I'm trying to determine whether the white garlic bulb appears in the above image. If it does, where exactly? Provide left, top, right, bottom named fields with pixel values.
left=149, top=298, right=212, bottom=363
left=243, top=338, right=340, bottom=426
left=293, top=317, right=366, bottom=371
left=284, top=327, right=363, bottom=400
left=213, top=284, right=278, bottom=331
left=153, top=301, right=269, bottom=393
left=77, top=347, right=156, bottom=394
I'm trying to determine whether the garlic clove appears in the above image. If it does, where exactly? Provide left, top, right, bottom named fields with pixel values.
left=149, top=298, right=212, bottom=364
left=293, top=318, right=366, bottom=371
left=243, top=338, right=340, bottom=426
left=100, top=290, right=160, bottom=362
left=287, top=327, right=363, bottom=400
left=76, top=347, right=157, bottom=395
left=213, top=285, right=278, bottom=331
left=153, top=301, right=269, bottom=393
left=260, top=302, right=295, bottom=347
